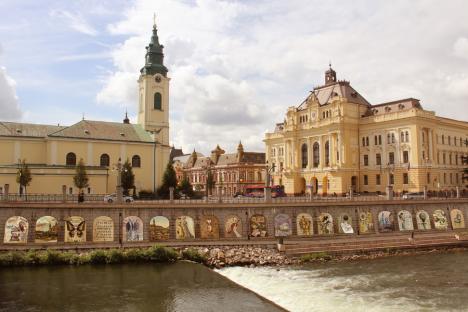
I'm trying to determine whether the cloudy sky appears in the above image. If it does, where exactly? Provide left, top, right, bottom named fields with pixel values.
left=1, top=0, right=468, bottom=155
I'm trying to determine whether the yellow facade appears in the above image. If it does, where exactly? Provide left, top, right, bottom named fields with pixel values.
left=0, top=24, right=171, bottom=195
left=265, top=67, right=468, bottom=195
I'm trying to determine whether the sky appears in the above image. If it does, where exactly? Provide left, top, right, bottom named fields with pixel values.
left=1, top=0, right=468, bottom=155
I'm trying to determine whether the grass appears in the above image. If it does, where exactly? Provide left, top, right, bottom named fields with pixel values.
left=300, top=252, right=333, bottom=262
left=181, top=248, right=207, bottom=263
left=0, top=245, right=182, bottom=267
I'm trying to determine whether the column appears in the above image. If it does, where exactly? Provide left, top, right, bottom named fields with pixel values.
left=320, top=136, right=325, bottom=169
left=329, top=133, right=334, bottom=166
left=308, top=137, right=313, bottom=170
left=338, top=132, right=344, bottom=164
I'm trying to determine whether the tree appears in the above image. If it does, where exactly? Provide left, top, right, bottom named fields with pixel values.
left=16, top=159, right=32, bottom=196
left=206, top=169, right=216, bottom=196
left=177, top=174, right=194, bottom=197
left=73, top=158, right=89, bottom=192
left=121, top=159, right=135, bottom=196
left=157, top=162, right=177, bottom=198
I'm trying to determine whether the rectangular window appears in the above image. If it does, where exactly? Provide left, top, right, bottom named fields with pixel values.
left=376, top=174, right=381, bottom=185
left=443, top=153, right=446, bottom=164
left=389, top=152, right=395, bottom=164
left=403, top=151, right=409, bottom=163
left=364, top=155, right=369, bottom=166
left=364, top=175, right=368, bottom=185
left=374, top=135, right=378, bottom=145
left=403, top=173, right=409, bottom=185
left=427, top=173, right=430, bottom=184
left=390, top=174, right=394, bottom=185
left=376, top=153, right=381, bottom=166
left=379, top=135, right=382, bottom=145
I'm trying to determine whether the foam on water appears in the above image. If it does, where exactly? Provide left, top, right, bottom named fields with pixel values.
left=216, top=266, right=437, bottom=312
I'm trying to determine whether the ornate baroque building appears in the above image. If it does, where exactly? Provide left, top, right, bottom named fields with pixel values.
left=264, top=66, right=468, bottom=195
left=0, top=23, right=171, bottom=195
left=173, top=143, right=266, bottom=196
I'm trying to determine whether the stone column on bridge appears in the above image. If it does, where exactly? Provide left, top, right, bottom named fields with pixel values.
left=3, top=184, right=9, bottom=201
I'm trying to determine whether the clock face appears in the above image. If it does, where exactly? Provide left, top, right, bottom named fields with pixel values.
left=155, top=75, right=161, bottom=83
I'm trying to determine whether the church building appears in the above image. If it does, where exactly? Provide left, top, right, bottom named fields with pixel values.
left=0, top=23, right=171, bottom=195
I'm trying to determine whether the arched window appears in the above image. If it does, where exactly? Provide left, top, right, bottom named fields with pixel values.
left=154, top=92, right=162, bottom=110
left=100, top=154, right=110, bottom=167
left=132, top=155, right=141, bottom=168
left=405, top=131, right=409, bottom=142
left=301, top=143, right=308, bottom=169
left=313, top=142, right=320, bottom=168
left=325, top=141, right=330, bottom=166
left=66, top=152, right=76, bottom=166
left=401, top=132, right=405, bottom=142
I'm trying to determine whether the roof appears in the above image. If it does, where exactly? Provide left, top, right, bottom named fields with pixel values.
left=48, top=120, right=154, bottom=143
left=170, top=147, right=185, bottom=161
left=363, top=98, right=423, bottom=117
left=0, top=122, right=65, bottom=138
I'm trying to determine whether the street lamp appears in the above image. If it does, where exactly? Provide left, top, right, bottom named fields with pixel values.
left=386, top=162, right=395, bottom=200
left=264, top=161, right=276, bottom=201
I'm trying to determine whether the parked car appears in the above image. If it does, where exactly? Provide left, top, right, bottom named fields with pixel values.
left=402, top=192, right=425, bottom=200
left=104, top=193, right=134, bottom=203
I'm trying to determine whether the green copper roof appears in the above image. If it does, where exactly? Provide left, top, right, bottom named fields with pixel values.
left=140, top=25, right=168, bottom=76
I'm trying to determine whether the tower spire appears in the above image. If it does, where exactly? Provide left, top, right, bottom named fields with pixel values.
left=140, top=15, right=168, bottom=77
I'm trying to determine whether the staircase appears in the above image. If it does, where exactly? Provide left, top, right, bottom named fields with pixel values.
left=284, top=232, right=466, bottom=257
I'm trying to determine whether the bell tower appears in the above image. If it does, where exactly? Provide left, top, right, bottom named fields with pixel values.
left=325, top=63, right=337, bottom=85
left=137, top=19, right=170, bottom=146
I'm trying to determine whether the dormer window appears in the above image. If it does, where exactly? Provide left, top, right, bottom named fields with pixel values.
left=16, top=129, right=22, bottom=134
left=120, top=132, right=125, bottom=137
left=84, top=130, right=90, bottom=135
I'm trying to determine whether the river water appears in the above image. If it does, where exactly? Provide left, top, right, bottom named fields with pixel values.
left=218, top=251, right=468, bottom=312
left=0, top=261, right=283, bottom=312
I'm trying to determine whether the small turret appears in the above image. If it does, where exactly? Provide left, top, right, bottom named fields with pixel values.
left=190, top=149, right=198, bottom=167
left=237, top=141, right=244, bottom=162
left=140, top=17, right=168, bottom=77
left=123, top=112, right=130, bottom=124
left=210, top=145, right=225, bottom=165
left=325, top=63, right=337, bottom=85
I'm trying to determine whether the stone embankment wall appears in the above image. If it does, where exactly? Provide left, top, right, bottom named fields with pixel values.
left=0, top=200, right=467, bottom=249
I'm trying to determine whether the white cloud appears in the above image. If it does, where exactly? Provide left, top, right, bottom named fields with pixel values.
left=50, top=10, right=98, bottom=36
left=98, top=0, right=468, bottom=154
left=0, top=66, right=22, bottom=121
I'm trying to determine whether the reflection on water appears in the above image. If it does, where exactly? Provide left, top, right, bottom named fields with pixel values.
left=0, top=262, right=283, bottom=312
left=219, top=251, right=468, bottom=312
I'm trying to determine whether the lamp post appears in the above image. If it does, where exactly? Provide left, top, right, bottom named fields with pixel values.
left=264, top=161, right=275, bottom=202
left=115, top=158, right=123, bottom=203
left=386, top=162, right=395, bottom=200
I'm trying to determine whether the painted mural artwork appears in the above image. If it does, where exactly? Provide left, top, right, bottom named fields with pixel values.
left=35, top=216, right=58, bottom=243
left=416, top=211, right=431, bottom=230
left=250, top=215, right=267, bottom=237
left=93, top=216, right=114, bottom=242
left=450, top=209, right=465, bottom=229
left=274, top=214, right=292, bottom=237
left=176, top=216, right=195, bottom=239
left=4, top=216, right=29, bottom=243
left=225, top=215, right=242, bottom=238
left=149, top=216, right=170, bottom=241
left=318, top=213, right=333, bottom=235
left=64, top=216, right=86, bottom=243
left=433, top=210, right=448, bottom=230
left=200, top=216, right=219, bottom=239
left=123, top=216, right=143, bottom=242
left=359, top=212, right=374, bottom=234
left=339, top=214, right=354, bottom=234
left=397, top=210, right=414, bottom=231
left=378, top=211, right=394, bottom=232
left=297, top=213, right=313, bottom=236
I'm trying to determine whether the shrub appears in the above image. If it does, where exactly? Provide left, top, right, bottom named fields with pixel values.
left=0, top=252, right=14, bottom=266
left=300, top=252, right=332, bottom=262
left=124, top=248, right=147, bottom=262
left=147, top=245, right=178, bottom=262
left=181, top=248, right=206, bottom=263
left=90, top=250, right=108, bottom=264
left=106, top=249, right=125, bottom=264
left=25, top=250, right=47, bottom=265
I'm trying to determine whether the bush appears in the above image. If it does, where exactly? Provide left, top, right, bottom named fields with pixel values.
left=107, top=249, right=125, bottom=264
left=90, top=250, right=108, bottom=264
left=300, top=252, right=332, bottom=262
left=124, top=248, right=147, bottom=262
left=181, top=248, right=206, bottom=263
left=147, top=245, right=178, bottom=262
left=25, top=250, right=47, bottom=265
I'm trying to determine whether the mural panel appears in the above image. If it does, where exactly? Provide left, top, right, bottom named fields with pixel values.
left=4, top=216, right=28, bottom=243
left=296, top=213, right=313, bottom=236
left=397, top=210, right=414, bottom=231
left=450, top=209, right=465, bottom=229
left=378, top=211, right=394, bottom=232
left=225, top=215, right=242, bottom=238
left=35, top=216, right=58, bottom=243
left=149, top=216, right=170, bottom=241
left=201, top=215, right=220, bottom=239
left=65, top=216, right=86, bottom=243
left=359, top=212, right=374, bottom=234
left=339, top=214, right=354, bottom=234
left=275, top=214, right=292, bottom=237
left=93, top=216, right=114, bottom=242
left=433, top=210, right=448, bottom=230
left=176, top=216, right=195, bottom=239
left=250, top=214, right=267, bottom=237
left=318, top=213, right=333, bottom=235
left=416, top=210, right=431, bottom=230
left=123, top=216, right=143, bottom=242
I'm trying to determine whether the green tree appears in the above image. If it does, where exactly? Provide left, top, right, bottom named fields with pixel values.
left=16, top=159, right=32, bottom=196
left=177, top=174, right=194, bottom=197
left=206, top=170, right=216, bottom=196
left=73, top=159, right=89, bottom=191
left=121, top=159, right=135, bottom=196
left=157, top=162, right=177, bottom=198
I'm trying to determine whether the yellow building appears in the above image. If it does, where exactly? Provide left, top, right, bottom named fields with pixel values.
left=0, top=23, right=171, bottom=195
left=265, top=66, right=468, bottom=196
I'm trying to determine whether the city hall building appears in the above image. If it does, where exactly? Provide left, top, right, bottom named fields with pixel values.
left=0, top=23, right=171, bottom=195
left=265, top=66, right=468, bottom=196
